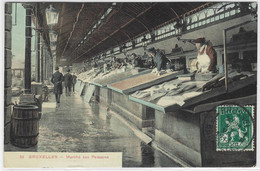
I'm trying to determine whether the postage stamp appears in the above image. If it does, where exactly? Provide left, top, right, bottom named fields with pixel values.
left=216, top=105, right=254, bottom=151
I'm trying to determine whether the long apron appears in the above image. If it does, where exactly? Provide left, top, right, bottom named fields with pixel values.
left=197, top=45, right=211, bottom=73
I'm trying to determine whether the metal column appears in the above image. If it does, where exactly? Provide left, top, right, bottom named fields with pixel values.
left=41, top=38, right=44, bottom=83
left=23, top=4, right=32, bottom=94
left=36, top=31, right=41, bottom=82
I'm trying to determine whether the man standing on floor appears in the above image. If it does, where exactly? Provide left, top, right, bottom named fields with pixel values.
left=64, top=68, right=73, bottom=96
left=51, top=67, right=64, bottom=104
left=72, top=72, right=77, bottom=93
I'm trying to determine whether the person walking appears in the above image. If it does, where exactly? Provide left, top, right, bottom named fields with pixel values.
left=51, top=66, right=64, bottom=104
left=64, top=68, right=73, bottom=96
left=72, top=72, right=77, bottom=93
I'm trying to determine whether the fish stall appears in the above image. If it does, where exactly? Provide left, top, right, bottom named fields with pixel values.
left=106, top=70, right=184, bottom=132
left=127, top=71, right=256, bottom=166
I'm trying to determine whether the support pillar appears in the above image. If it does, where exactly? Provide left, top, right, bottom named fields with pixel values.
left=19, top=3, right=36, bottom=105
left=23, top=3, right=32, bottom=94
left=45, top=49, right=47, bottom=80
left=41, top=41, right=44, bottom=83
left=36, top=31, right=40, bottom=82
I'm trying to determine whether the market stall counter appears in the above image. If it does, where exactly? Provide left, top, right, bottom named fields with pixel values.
left=154, top=94, right=256, bottom=167
left=107, top=70, right=183, bottom=132
left=127, top=71, right=256, bottom=166
left=91, top=68, right=150, bottom=105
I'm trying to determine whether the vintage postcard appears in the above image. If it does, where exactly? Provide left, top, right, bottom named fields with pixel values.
left=3, top=1, right=258, bottom=169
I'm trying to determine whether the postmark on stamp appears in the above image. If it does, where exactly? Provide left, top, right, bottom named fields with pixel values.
left=216, top=105, right=254, bottom=151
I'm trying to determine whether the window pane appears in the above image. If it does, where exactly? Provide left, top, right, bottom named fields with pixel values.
left=230, top=10, right=236, bottom=16
left=215, top=15, right=220, bottom=21
left=211, top=17, right=215, bottom=22
left=187, top=26, right=190, bottom=30
left=225, top=12, right=230, bottom=17
left=220, top=14, right=224, bottom=19
left=202, top=20, right=206, bottom=25
left=186, top=17, right=190, bottom=24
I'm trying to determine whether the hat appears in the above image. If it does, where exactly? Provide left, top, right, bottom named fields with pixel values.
left=147, top=47, right=156, bottom=54
left=131, top=53, right=137, bottom=57
left=55, top=66, right=59, bottom=70
left=194, top=38, right=205, bottom=44
left=67, top=68, right=70, bottom=72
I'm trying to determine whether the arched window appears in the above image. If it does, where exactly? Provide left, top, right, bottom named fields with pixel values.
left=207, top=8, right=215, bottom=17
left=251, top=2, right=257, bottom=8
left=198, top=12, right=206, bottom=20
left=225, top=3, right=235, bottom=10
left=216, top=3, right=225, bottom=14
left=191, top=14, right=198, bottom=23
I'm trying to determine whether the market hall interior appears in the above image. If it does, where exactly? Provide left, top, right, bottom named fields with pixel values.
left=4, top=2, right=257, bottom=167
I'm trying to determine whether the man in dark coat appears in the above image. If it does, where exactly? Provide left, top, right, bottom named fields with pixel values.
left=72, top=72, right=77, bottom=93
left=51, top=66, right=64, bottom=103
left=64, top=68, right=73, bottom=96
left=147, top=47, right=170, bottom=74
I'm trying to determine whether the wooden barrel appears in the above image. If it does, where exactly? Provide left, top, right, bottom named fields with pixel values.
left=11, top=105, right=40, bottom=148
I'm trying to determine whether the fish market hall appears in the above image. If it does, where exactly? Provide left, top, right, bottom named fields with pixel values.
left=4, top=2, right=257, bottom=168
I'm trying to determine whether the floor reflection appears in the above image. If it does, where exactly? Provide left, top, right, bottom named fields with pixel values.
left=5, top=94, right=181, bottom=167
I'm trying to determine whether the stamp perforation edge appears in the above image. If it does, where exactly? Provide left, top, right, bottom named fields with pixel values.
left=216, top=105, right=255, bottom=152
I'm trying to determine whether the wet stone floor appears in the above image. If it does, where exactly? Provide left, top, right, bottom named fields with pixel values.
left=5, top=92, right=181, bottom=167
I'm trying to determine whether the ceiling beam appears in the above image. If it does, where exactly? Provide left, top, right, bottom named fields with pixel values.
left=117, top=9, right=151, bottom=33
left=60, top=3, right=85, bottom=57
left=72, top=3, right=156, bottom=62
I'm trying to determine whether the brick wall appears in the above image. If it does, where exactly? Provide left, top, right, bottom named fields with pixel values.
left=4, top=3, right=12, bottom=144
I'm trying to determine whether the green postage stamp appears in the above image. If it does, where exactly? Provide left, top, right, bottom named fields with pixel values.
left=216, top=105, right=254, bottom=151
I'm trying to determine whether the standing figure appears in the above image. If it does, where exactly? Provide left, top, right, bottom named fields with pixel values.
left=131, top=53, right=144, bottom=68
left=72, top=72, right=77, bottom=93
left=64, top=68, right=73, bottom=96
left=51, top=67, right=64, bottom=104
left=194, top=37, right=217, bottom=73
left=147, top=47, right=170, bottom=75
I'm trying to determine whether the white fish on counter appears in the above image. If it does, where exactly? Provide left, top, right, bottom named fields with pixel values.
left=182, top=91, right=203, bottom=100
left=157, top=95, right=185, bottom=107
left=131, top=91, right=151, bottom=99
